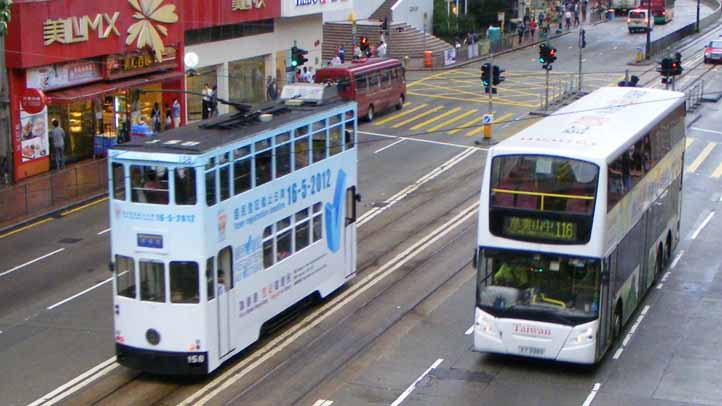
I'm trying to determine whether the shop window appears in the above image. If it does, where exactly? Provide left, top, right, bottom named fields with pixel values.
left=206, top=170, right=217, bottom=206
left=294, top=137, right=309, bottom=170
left=229, top=56, right=267, bottom=105
left=170, top=261, right=199, bottom=304
left=234, top=158, right=252, bottom=195
left=185, top=19, right=274, bottom=46
left=312, top=132, right=327, bottom=163
left=255, top=149, right=273, bottom=186
left=140, top=261, right=165, bottom=302
left=186, top=66, right=219, bottom=122
left=130, top=165, right=169, bottom=204
left=276, top=143, right=291, bottom=178
left=329, top=125, right=343, bottom=156
left=175, top=167, right=197, bottom=205
left=116, top=255, right=136, bottom=299
left=112, top=163, right=126, bottom=200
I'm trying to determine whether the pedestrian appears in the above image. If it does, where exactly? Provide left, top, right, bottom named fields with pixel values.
left=201, top=83, right=211, bottom=119
left=295, top=69, right=302, bottom=83
left=50, top=119, right=65, bottom=170
left=210, top=85, right=219, bottom=117
left=529, top=19, right=537, bottom=38
left=165, top=107, right=172, bottom=130
left=151, top=102, right=161, bottom=133
left=266, top=76, right=278, bottom=101
left=517, top=23, right=525, bottom=45
left=338, top=45, right=345, bottom=63
left=377, top=40, right=387, bottom=57
left=574, top=3, right=580, bottom=26
left=565, top=10, right=572, bottom=30
left=331, top=54, right=341, bottom=65
left=172, top=98, right=181, bottom=128
left=538, top=11, right=545, bottom=28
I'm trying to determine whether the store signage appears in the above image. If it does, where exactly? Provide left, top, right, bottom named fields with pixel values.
left=282, top=0, right=349, bottom=17
left=232, top=0, right=266, bottom=11
left=43, top=13, right=121, bottom=45
left=26, top=60, right=103, bottom=91
left=20, top=88, right=47, bottom=114
left=105, top=48, right=177, bottom=79
left=502, top=216, right=578, bottom=242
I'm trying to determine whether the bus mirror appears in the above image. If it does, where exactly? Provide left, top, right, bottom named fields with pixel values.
left=108, top=261, right=115, bottom=273
left=355, top=193, right=362, bottom=202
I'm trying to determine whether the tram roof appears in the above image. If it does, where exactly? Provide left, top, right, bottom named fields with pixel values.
left=111, top=99, right=354, bottom=155
left=492, top=86, right=686, bottom=163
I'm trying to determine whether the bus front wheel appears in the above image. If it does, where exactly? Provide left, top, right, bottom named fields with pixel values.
left=366, top=105, right=375, bottom=122
left=612, top=309, right=622, bottom=341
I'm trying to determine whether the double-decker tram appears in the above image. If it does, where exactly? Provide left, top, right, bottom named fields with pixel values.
left=473, top=87, right=686, bottom=363
left=108, top=86, right=358, bottom=374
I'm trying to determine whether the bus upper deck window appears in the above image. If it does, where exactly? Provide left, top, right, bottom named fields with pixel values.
left=131, top=165, right=169, bottom=205
left=234, top=145, right=250, bottom=159
left=296, top=125, right=309, bottom=138
left=170, top=261, right=200, bottom=304
left=116, top=255, right=136, bottom=298
left=140, top=261, right=166, bottom=303
left=112, top=163, right=126, bottom=200
left=175, top=167, right=197, bottom=205
left=294, top=137, right=309, bottom=170
left=329, top=114, right=342, bottom=125
left=276, top=142, right=292, bottom=178
left=312, top=132, right=327, bottom=163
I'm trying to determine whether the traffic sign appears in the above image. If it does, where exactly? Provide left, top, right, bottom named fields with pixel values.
left=483, top=114, right=493, bottom=124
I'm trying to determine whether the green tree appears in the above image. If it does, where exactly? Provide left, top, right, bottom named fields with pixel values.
left=0, top=0, right=11, bottom=36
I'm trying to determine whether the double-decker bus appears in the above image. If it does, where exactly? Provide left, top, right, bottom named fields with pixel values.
left=315, top=57, right=406, bottom=122
left=108, top=88, right=358, bottom=375
left=473, top=87, right=685, bottom=364
left=640, top=0, right=675, bottom=23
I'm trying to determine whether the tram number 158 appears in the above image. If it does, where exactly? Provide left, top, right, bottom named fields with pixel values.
left=187, top=354, right=205, bottom=364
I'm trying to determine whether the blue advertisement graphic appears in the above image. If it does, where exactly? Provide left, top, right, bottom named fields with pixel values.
left=325, top=169, right=346, bottom=253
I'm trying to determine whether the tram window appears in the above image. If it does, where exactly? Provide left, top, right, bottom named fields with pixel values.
left=313, top=203, right=323, bottom=242
left=329, top=114, right=342, bottom=125
left=140, top=261, right=166, bottom=303
left=218, top=247, right=233, bottom=290
left=170, top=261, right=200, bottom=304
left=206, top=258, right=215, bottom=301
left=276, top=142, right=292, bottom=178
left=255, top=138, right=271, bottom=152
left=234, top=158, right=252, bottom=195
left=131, top=165, right=169, bottom=204
left=344, top=127, right=354, bottom=150
left=116, top=255, right=136, bottom=298
left=277, top=229, right=292, bottom=262
left=329, top=125, right=342, bottom=156
left=263, top=236, right=274, bottom=269
left=312, top=119, right=326, bottom=132
left=277, top=216, right=291, bottom=230
left=295, top=125, right=309, bottom=138
left=295, top=209, right=310, bottom=252
left=220, top=165, right=231, bottom=201
left=112, top=163, right=126, bottom=201
left=276, top=132, right=291, bottom=144
left=206, top=170, right=217, bottom=206
left=234, top=145, right=250, bottom=159
left=205, top=157, right=216, bottom=169
left=294, top=137, right=309, bottom=170
left=312, top=132, right=327, bottom=163
left=174, top=167, right=197, bottom=205
left=255, top=149, right=273, bottom=186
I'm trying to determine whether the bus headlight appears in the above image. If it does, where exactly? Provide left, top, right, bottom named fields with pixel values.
left=574, top=327, right=594, bottom=344
left=477, top=313, right=500, bottom=337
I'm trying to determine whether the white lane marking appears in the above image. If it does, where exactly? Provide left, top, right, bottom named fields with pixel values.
left=669, top=251, right=683, bottom=269
left=27, top=357, right=117, bottom=406
left=373, top=138, right=405, bottom=154
left=612, top=348, right=624, bottom=360
left=689, top=212, right=715, bottom=240
left=464, top=325, right=474, bottom=335
left=390, top=358, right=444, bottom=406
left=359, top=130, right=488, bottom=150
left=582, top=383, right=602, bottom=406
left=641, top=305, right=650, bottom=316
left=622, top=333, right=632, bottom=347
left=46, top=277, right=113, bottom=311
left=661, top=271, right=671, bottom=282
left=358, top=148, right=477, bottom=226
left=719, top=194, right=722, bottom=202
left=97, top=228, right=111, bottom=235
left=657, top=283, right=664, bottom=289
left=312, top=400, right=333, bottom=406
left=691, top=127, right=722, bottom=135
left=182, top=204, right=479, bottom=406
left=615, top=306, right=650, bottom=360
left=0, top=248, right=66, bottom=279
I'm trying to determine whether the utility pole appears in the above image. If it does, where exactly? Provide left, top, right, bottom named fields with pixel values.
left=645, top=0, right=651, bottom=59
left=696, top=0, right=701, bottom=32
left=578, top=29, right=585, bottom=93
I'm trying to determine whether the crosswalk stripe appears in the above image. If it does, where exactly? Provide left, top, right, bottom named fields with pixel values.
left=466, top=112, right=513, bottom=137
left=427, top=109, right=478, bottom=132
left=686, top=138, right=694, bottom=149
left=374, top=104, right=427, bottom=126
left=687, top=142, right=716, bottom=173
left=391, top=106, right=444, bottom=129
left=449, top=115, right=486, bottom=135
left=410, top=107, right=462, bottom=130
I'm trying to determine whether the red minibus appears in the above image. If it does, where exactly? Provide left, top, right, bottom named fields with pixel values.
left=315, top=58, right=406, bottom=122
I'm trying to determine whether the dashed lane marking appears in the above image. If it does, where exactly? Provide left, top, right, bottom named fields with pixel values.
left=390, top=358, right=444, bottom=406
left=0, top=248, right=66, bottom=279
left=582, top=383, right=602, bottom=406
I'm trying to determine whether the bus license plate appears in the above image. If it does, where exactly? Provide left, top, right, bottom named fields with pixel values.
left=518, top=345, right=545, bottom=356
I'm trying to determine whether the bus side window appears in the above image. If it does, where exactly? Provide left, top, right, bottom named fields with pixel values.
left=276, top=217, right=292, bottom=262
left=206, top=258, right=215, bottom=301
left=263, top=225, right=274, bottom=269
left=116, top=255, right=136, bottom=298
left=233, top=157, right=251, bottom=195
left=276, top=142, right=292, bottom=178
left=255, top=147, right=273, bottom=186
left=175, top=167, right=197, bottom=205
left=295, top=208, right=310, bottom=252
left=368, top=73, right=379, bottom=91
left=219, top=152, right=231, bottom=201
left=139, top=260, right=166, bottom=303
left=112, top=163, right=126, bottom=201
left=131, top=165, right=169, bottom=205
left=356, top=75, right=368, bottom=95
left=329, top=125, right=343, bottom=156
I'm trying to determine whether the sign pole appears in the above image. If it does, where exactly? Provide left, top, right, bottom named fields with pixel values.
left=545, top=66, right=550, bottom=110
left=578, top=30, right=583, bottom=93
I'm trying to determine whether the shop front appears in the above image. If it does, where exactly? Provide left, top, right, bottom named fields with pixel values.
left=6, top=0, right=185, bottom=181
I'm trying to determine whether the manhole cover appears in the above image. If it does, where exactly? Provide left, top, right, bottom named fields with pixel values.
left=58, top=238, right=83, bottom=244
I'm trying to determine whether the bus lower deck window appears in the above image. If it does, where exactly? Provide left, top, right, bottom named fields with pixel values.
left=140, top=261, right=166, bottom=303
left=175, top=167, right=197, bottom=205
left=131, top=165, right=169, bottom=205
left=112, top=163, right=126, bottom=200
left=170, top=261, right=200, bottom=303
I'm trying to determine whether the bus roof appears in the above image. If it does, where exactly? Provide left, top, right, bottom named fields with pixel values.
left=316, top=57, right=402, bottom=77
left=492, top=87, right=685, bottom=163
left=111, top=99, right=354, bottom=156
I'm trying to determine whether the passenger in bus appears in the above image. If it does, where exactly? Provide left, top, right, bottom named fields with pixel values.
left=217, top=271, right=226, bottom=295
left=494, top=260, right=529, bottom=288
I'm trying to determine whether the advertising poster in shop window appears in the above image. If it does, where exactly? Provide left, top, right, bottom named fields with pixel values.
left=20, top=108, right=49, bottom=163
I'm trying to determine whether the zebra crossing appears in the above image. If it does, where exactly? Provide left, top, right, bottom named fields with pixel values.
left=372, top=102, right=515, bottom=137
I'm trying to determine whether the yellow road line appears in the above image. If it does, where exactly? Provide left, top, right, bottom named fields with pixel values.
left=712, top=161, right=722, bottom=178
left=410, top=107, right=462, bottom=131
left=427, top=109, right=478, bottom=133
left=686, top=138, right=695, bottom=149
left=374, top=104, right=428, bottom=126
left=60, top=196, right=109, bottom=217
left=407, top=91, right=537, bottom=108
left=391, top=106, right=444, bottom=129
left=449, top=115, right=487, bottom=135
left=466, top=112, right=513, bottom=137
left=407, top=70, right=451, bottom=88
left=687, top=142, right=716, bottom=173
left=0, top=218, right=53, bottom=240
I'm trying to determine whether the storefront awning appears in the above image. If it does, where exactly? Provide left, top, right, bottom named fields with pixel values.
left=46, top=71, right=184, bottom=103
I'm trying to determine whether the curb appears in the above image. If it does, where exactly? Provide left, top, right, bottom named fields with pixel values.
left=0, top=192, right=108, bottom=236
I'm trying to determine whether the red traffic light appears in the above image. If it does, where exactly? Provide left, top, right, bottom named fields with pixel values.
left=549, top=49, right=556, bottom=56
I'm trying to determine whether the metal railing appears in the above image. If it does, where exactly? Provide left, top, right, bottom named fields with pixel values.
left=0, top=159, right=108, bottom=225
left=686, top=80, right=704, bottom=112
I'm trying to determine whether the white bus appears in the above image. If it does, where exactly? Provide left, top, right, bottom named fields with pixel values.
left=473, top=87, right=686, bottom=363
left=108, top=96, right=358, bottom=375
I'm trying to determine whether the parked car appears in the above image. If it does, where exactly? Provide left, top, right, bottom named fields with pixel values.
left=704, top=40, right=722, bottom=64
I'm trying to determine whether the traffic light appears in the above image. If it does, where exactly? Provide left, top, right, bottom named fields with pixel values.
left=672, top=52, right=683, bottom=76
left=539, top=44, right=549, bottom=64
left=492, top=65, right=505, bottom=85
left=291, top=46, right=308, bottom=67
left=548, top=46, right=557, bottom=63
left=481, top=63, right=491, bottom=87
left=579, top=29, right=586, bottom=49
left=360, top=36, right=369, bottom=52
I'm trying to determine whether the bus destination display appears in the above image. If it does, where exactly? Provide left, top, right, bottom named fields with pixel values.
left=502, top=216, right=578, bottom=242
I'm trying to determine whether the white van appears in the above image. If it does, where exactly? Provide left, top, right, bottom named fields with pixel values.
left=627, top=9, right=651, bottom=33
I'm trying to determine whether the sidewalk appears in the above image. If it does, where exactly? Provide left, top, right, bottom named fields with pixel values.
left=0, top=158, right=108, bottom=233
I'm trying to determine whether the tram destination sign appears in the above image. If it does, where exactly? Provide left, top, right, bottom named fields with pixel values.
left=501, top=216, right=578, bottom=242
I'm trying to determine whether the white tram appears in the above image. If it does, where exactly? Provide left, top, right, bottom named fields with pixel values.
left=108, top=93, right=358, bottom=374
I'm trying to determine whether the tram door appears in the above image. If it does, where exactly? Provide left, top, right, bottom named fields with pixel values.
left=599, top=252, right=616, bottom=357
left=344, top=186, right=357, bottom=278
left=217, top=247, right=233, bottom=358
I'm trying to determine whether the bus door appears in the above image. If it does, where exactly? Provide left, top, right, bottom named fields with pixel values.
left=599, top=252, right=617, bottom=357
left=217, top=247, right=234, bottom=358
left=344, top=186, right=357, bottom=278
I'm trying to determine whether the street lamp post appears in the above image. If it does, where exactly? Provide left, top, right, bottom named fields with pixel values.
left=697, top=0, right=701, bottom=32
left=645, top=0, right=651, bottom=59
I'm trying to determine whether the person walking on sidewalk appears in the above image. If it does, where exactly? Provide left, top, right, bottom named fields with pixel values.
left=529, top=19, right=537, bottom=39
left=517, top=23, right=525, bottom=45
left=172, top=98, right=181, bottom=128
left=51, top=120, right=65, bottom=170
